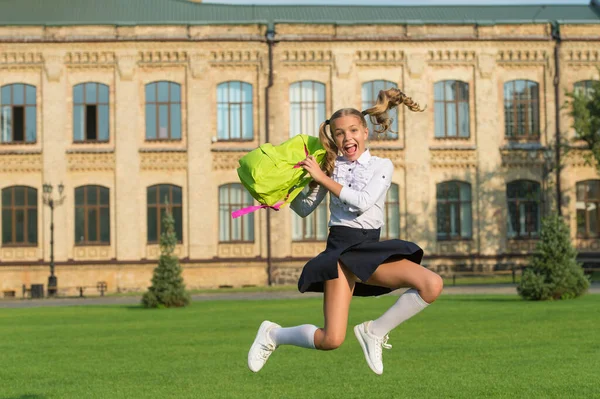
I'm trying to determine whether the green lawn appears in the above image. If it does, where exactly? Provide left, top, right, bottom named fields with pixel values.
left=1, top=294, right=598, bottom=399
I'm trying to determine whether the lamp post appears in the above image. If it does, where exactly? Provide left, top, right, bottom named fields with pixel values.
left=42, top=182, right=65, bottom=297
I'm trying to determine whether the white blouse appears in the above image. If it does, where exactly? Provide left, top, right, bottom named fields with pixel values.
left=290, top=150, right=394, bottom=229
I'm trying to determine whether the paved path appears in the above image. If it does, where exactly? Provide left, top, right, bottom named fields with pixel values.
left=0, top=284, right=598, bottom=309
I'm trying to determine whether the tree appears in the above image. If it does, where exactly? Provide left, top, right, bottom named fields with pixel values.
left=518, top=214, right=590, bottom=301
left=565, top=75, right=600, bottom=170
left=142, top=202, right=191, bottom=308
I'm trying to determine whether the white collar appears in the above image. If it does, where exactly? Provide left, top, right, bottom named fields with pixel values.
left=338, top=149, right=371, bottom=165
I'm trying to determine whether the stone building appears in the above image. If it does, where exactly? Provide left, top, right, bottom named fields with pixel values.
left=1, top=0, right=599, bottom=295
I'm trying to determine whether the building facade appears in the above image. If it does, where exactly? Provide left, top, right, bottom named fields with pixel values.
left=1, top=1, right=599, bottom=295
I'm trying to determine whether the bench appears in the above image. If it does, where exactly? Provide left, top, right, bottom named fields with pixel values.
left=437, top=263, right=521, bottom=286
left=75, top=281, right=108, bottom=298
left=2, top=290, right=16, bottom=298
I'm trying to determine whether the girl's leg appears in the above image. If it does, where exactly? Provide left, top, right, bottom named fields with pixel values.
left=353, top=259, right=443, bottom=374
left=248, top=262, right=357, bottom=372
left=365, top=259, right=443, bottom=337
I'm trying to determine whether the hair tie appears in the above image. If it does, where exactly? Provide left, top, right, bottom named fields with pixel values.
left=325, top=119, right=330, bottom=125
left=361, top=110, right=368, bottom=115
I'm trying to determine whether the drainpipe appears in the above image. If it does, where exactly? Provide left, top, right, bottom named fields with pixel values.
left=265, top=29, right=275, bottom=285
left=552, top=22, right=563, bottom=216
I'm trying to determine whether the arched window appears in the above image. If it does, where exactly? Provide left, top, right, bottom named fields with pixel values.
left=75, top=185, right=110, bottom=245
left=217, top=81, right=253, bottom=140
left=289, top=81, right=326, bottom=137
left=1, top=84, right=36, bottom=143
left=436, top=181, right=472, bottom=240
left=382, top=183, right=400, bottom=240
left=576, top=180, right=600, bottom=238
left=362, top=80, right=398, bottom=140
left=1, top=186, right=37, bottom=245
left=506, top=180, right=541, bottom=238
left=73, top=83, right=109, bottom=142
left=292, top=188, right=328, bottom=242
left=145, top=81, right=181, bottom=140
left=573, top=80, right=599, bottom=138
left=504, top=80, right=539, bottom=139
left=219, top=184, right=254, bottom=242
left=147, top=184, right=183, bottom=243
left=434, top=80, right=469, bottom=138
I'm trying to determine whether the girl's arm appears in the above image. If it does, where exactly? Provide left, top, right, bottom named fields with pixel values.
left=300, top=156, right=393, bottom=213
left=289, top=184, right=327, bottom=217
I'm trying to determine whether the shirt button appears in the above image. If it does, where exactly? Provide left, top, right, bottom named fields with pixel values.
left=343, top=202, right=347, bottom=205
left=348, top=184, right=352, bottom=187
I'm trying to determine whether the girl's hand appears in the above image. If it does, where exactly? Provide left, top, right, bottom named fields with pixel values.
left=298, top=155, right=327, bottom=184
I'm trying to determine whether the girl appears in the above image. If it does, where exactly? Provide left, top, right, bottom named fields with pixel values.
left=247, top=88, right=443, bottom=375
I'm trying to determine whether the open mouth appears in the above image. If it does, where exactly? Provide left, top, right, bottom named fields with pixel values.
left=344, top=144, right=358, bottom=156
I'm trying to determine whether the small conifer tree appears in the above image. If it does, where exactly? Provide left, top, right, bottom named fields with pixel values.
left=518, top=214, right=590, bottom=300
left=142, top=202, right=191, bottom=308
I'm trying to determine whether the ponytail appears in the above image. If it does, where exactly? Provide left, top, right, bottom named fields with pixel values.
left=363, top=87, right=425, bottom=135
left=309, top=121, right=337, bottom=189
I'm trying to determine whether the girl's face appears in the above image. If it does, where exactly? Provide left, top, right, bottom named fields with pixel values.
left=331, top=115, right=369, bottom=162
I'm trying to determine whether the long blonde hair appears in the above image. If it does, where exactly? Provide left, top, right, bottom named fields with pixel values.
left=310, top=88, right=424, bottom=188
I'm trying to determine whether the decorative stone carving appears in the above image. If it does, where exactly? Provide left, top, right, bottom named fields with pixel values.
left=147, top=244, right=183, bottom=259
left=576, top=239, right=600, bottom=251
left=44, top=54, right=63, bottom=82
left=117, top=54, right=136, bottom=81
left=370, top=149, right=405, bottom=168
left=0, top=52, right=44, bottom=70
left=478, top=52, right=496, bottom=78
left=140, top=151, right=187, bottom=171
left=507, top=239, right=538, bottom=253
left=138, top=51, right=188, bottom=64
left=500, top=149, right=545, bottom=167
left=189, top=53, right=208, bottom=78
left=334, top=52, right=354, bottom=78
left=74, top=246, right=111, bottom=260
left=354, top=50, right=404, bottom=65
left=497, top=49, right=548, bottom=64
left=436, top=240, right=474, bottom=254
left=67, top=152, right=115, bottom=172
left=406, top=53, right=426, bottom=78
left=565, top=149, right=595, bottom=168
left=281, top=50, right=333, bottom=66
left=210, top=50, right=260, bottom=64
left=0, top=247, right=39, bottom=261
left=430, top=149, right=477, bottom=169
left=212, top=151, right=244, bottom=170
left=65, top=52, right=116, bottom=68
left=291, top=242, right=326, bottom=257
left=218, top=244, right=256, bottom=258
left=565, top=49, right=600, bottom=64
left=428, top=50, right=476, bottom=64
left=0, top=153, right=42, bottom=173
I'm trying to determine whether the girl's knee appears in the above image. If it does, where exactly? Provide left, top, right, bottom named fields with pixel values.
left=421, top=272, right=443, bottom=303
left=318, top=332, right=345, bottom=351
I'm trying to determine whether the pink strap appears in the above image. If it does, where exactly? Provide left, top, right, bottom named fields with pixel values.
left=231, top=200, right=285, bottom=219
left=293, top=143, right=310, bottom=168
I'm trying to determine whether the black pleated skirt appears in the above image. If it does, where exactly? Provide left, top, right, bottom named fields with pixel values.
left=298, top=226, right=424, bottom=297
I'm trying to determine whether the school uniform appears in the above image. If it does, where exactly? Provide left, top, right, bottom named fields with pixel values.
left=290, top=149, right=424, bottom=297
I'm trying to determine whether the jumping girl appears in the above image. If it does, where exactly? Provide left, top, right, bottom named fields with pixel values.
left=247, top=88, right=444, bottom=375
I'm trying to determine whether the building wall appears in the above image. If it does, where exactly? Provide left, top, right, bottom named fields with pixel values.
left=0, top=23, right=598, bottom=294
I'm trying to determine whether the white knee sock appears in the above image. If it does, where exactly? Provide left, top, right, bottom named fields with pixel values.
left=270, top=324, right=318, bottom=349
left=369, top=288, right=429, bottom=338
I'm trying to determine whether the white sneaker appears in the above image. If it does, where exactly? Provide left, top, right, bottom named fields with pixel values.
left=247, top=320, right=281, bottom=372
left=353, top=321, right=392, bottom=375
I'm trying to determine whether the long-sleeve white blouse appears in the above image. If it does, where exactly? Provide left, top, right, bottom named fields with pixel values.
left=290, top=149, right=394, bottom=230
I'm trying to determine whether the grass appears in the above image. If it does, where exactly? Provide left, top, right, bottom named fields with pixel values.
left=0, top=294, right=598, bottom=399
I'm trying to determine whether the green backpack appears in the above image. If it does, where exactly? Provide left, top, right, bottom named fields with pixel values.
left=232, top=134, right=326, bottom=218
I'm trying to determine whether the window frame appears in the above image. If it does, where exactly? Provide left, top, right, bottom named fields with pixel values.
left=1, top=185, right=38, bottom=247
left=289, top=80, right=326, bottom=138
left=146, top=184, right=183, bottom=244
left=216, top=81, right=253, bottom=141
left=74, top=185, right=110, bottom=246
left=433, top=80, right=470, bottom=139
left=73, top=82, right=110, bottom=143
left=219, top=183, right=254, bottom=243
left=506, top=180, right=541, bottom=239
left=576, top=180, right=600, bottom=239
left=436, top=181, right=472, bottom=241
left=504, top=80, right=540, bottom=140
left=0, top=83, right=37, bottom=144
left=381, top=183, right=400, bottom=240
left=144, top=81, right=182, bottom=141
left=291, top=195, right=328, bottom=242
